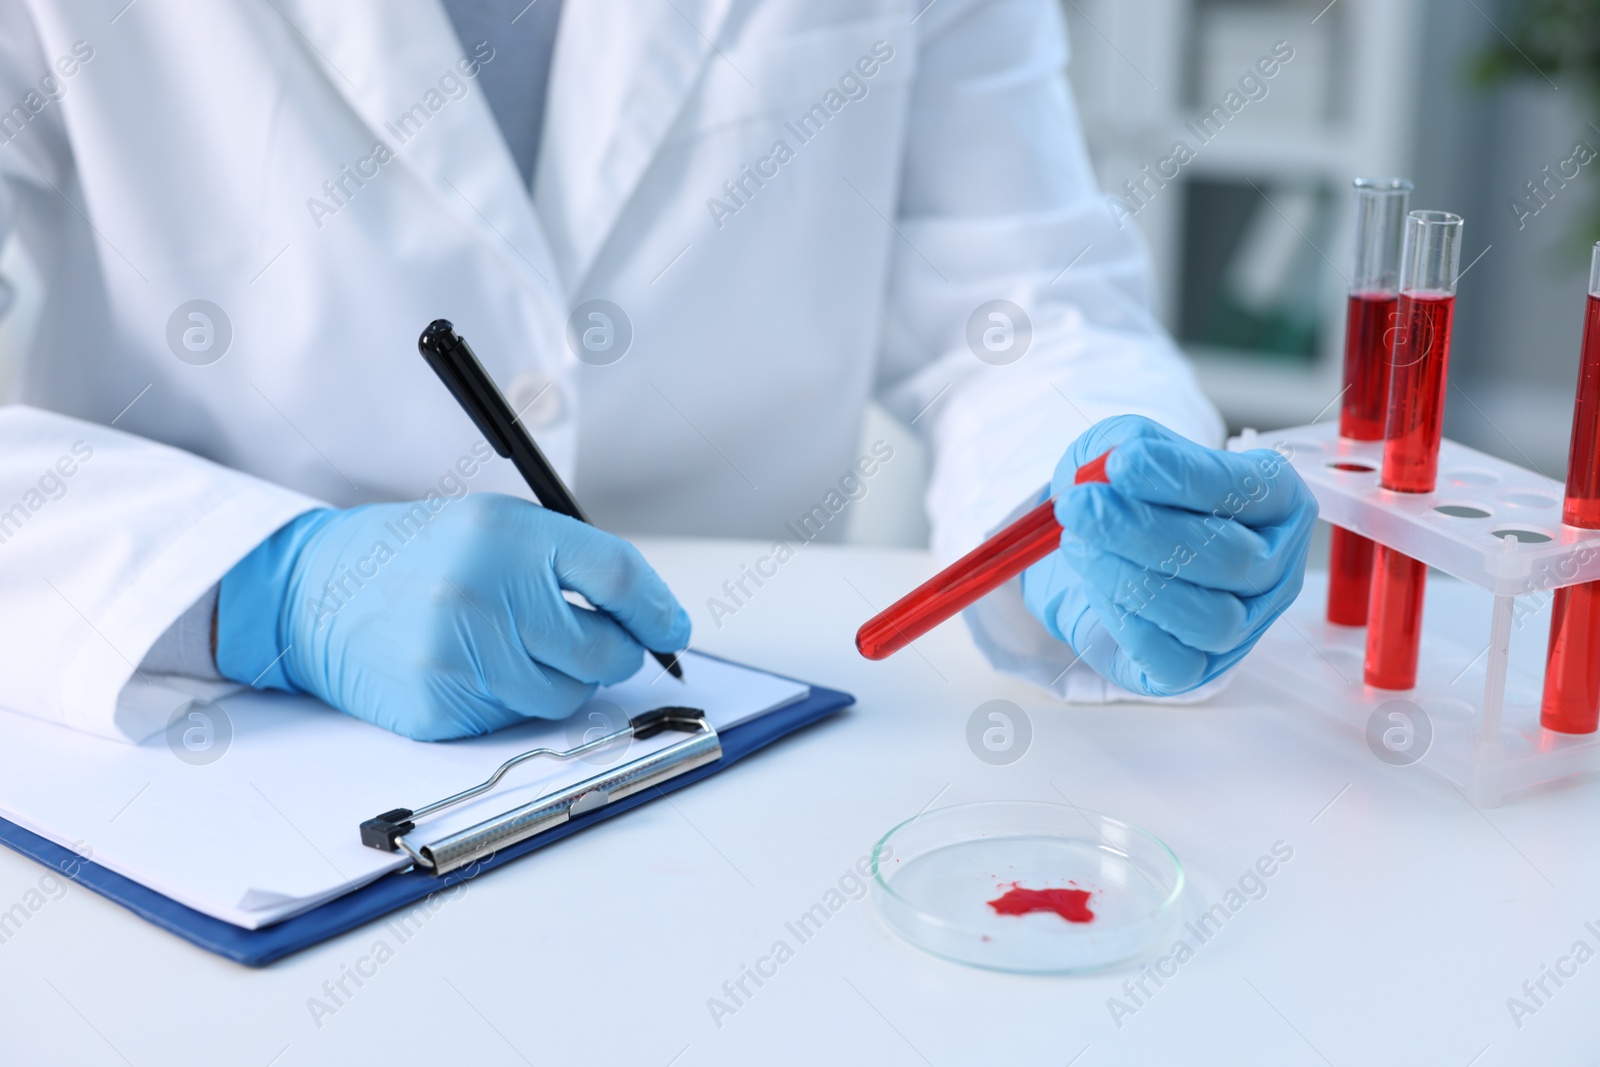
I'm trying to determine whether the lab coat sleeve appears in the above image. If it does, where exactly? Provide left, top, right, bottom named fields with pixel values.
left=875, top=0, right=1228, bottom=702
left=0, top=2, right=76, bottom=312
left=0, top=406, right=320, bottom=742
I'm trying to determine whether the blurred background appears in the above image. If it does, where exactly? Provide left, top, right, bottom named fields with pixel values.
left=871, top=0, right=1600, bottom=547
left=0, top=0, right=1590, bottom=550
left=1064, top=0, right=1596, bottom=472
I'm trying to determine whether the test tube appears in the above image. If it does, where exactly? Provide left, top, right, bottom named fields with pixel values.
left=1364, top=210, right=1464, bottom=690
left=1540, top=243, right=1600, bottom=734
left=1328, top=178, right=1412, bottom=626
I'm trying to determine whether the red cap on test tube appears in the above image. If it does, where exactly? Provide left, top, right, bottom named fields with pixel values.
left=1364, top=211, right=1464, bottom=690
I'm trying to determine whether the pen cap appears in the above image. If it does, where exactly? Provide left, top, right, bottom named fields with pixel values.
left=417, top=319, right=514, bottom=458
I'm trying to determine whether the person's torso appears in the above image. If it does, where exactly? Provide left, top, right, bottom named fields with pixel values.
left=9, top=0, right=919, bottom=539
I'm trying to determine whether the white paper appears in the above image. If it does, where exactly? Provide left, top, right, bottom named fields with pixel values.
left=0, top=653, right=807, bottom=929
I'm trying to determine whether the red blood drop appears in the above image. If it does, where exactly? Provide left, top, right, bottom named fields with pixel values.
left=986, top=883, right=1094, bottom=923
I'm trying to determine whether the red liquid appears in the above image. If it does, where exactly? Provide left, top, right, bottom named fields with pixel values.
left=1075, top=449, right=1112, bottom=486
left=1379, top=292, right=1456, bottom=494
left=1327, top=529, right=1376, bottom=626
left=1542, top=293, right=1600, bottom=733
left=1542, top=587, right=1600, bottom=733
left=855, top=451, right=1112, bottom=660
left=1564, top=295, right=1600, bottom=527
left=1340, top=291, right=1400, bottom=441
left=1329, top=292, right=1400, bottom=626
left=986, top=883, right=1094, bottom=923
left=1364, top=292, right=1456, bottom=690
left=1365, top=548, right=1427, bottom=689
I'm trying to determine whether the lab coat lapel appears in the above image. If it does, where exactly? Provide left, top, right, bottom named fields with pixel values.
left=535, top=0, right=734, bottom=290
left=272, top=0, right=565, bottom=300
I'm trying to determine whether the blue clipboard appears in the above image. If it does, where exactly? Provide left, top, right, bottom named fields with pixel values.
left=0, top=670, right=853, bottom=966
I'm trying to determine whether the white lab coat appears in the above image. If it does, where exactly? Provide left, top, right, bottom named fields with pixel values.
left=0, top=0, right=1222, bottom=741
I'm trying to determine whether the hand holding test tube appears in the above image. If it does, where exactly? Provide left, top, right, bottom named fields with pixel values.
left=859, top=416, right=1320, bottom=699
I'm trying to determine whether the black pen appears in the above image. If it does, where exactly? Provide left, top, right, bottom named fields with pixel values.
left=417, top=319, right=684, bottom=680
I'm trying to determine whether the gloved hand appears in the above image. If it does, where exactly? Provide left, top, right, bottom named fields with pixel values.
left=216, top=493, right=690, bottom=741
left=1022, top=415, right=1316, bottom=697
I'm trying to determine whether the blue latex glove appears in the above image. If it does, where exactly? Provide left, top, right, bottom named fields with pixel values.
left=1022, top=415, right=1317, bottom=696
left=216, top=493, right=691, bottom=740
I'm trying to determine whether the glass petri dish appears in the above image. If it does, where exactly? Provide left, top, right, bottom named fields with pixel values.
left=871, top=801, right=1183, bottom=974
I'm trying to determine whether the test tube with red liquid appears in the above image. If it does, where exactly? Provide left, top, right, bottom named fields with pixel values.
left=1540, top=243, right=1600, bottom=734
left=1364, top=210, right=1463, bottom=690
left=1328, top=178, right=1412, bottom=626
left=855, top=451, right=1112, bottom=661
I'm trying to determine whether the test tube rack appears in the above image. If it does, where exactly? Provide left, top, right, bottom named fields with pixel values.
left=1229, top=421, right=1600, bottom=808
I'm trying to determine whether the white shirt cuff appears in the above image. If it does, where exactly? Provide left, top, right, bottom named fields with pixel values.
left=137, top=583, right=223, bottom=680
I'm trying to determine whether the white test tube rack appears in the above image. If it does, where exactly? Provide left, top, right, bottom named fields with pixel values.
left=1229, top=421, right=1600, bottom=808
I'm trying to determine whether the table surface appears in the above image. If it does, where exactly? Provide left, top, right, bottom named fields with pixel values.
left=1, top=538, right=1596, bottom=1067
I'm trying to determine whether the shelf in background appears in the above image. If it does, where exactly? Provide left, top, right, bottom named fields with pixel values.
left=1066, top=0, right=1426, bottom=422
left=1184, top=126, right=1365, bottom=181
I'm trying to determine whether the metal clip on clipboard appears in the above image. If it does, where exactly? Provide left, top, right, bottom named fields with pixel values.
left=359, top=706, right=721, bottom=875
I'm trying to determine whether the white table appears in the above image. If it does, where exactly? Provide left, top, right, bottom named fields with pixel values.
left=1, top=539, right=1595, bottom=1066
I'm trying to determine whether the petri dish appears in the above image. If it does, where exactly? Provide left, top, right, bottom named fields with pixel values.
left=871, top=801, right=1182, bottom=974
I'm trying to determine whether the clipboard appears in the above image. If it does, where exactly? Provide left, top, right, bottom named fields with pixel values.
left=0, top=666, right=853, bottom=966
